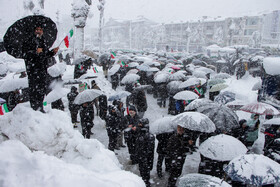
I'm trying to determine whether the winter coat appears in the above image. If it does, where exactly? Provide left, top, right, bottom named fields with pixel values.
left=158, top=83, right=168, bottom=99
left=67, top=90, right=79, bottom=112
left=80, top=102, right=94, bottom=126
left=124, top=114, right=140, bottom=140
left=246, top=118, right=260, bottom=142
left=132, top=90, right=147, bottom=112
left=74, top=64, right=86, bottom=79
left=156, top=132, right=174, bottom=155
left=99, top=94, right=108, bottom=120
left=51, top=99, right=64, bottom=111
left=105, top=110, right=121, bottom=136
left=135, top=128, right=155, bottom=170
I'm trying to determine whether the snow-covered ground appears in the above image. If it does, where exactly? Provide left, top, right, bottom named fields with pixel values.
left=0, top=54, right=272, bottom=187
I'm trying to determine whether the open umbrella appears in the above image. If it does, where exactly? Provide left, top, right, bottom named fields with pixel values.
left=178, top=173, right=231, bottom=187
left=108, top=64, right=120, bottom=75
left=212, top=73, right=231, bottom=79
left=173, top=90, right=199, bottom=101
left=150, top=116, right=176, bottom=134
left=74, top=89, right=103, bottom=105
left=168, top=71, right=186, bottom=81
left=172, top=112, right=216, bottom=133
left=0, top=78, right=28, bottom=93
left=224, top=154, right=280, bottom=186
left=199, top=134, right=248, bottom=161
left=208, top=78, right=225, bottom=87
left=72, top=55, right=91, bottom=65
left=209, top=83, right=228, bottom=92
left=47, top=63, right=66, bottom=78
left=44, top=87, right=70, bottom=104
left=214, top=91, right=235, bottom=104
left=108, top=91, right=131, bottom=101
left=179, top=77, right=200, bottom=89
left=185, top=98, right=213, bottom=111
left=240, top=102, right=280, bottom=115
left=263, top=118, right=280, bottom=126
left=3, top=15, right=57, bottom=59
left=127, top=69, right=139, bottom=75
left=128, top=62, right=139, bottom=68
left=197, top=103, right=239, bottom=132
left=154, top=73, right=169, bottom=83
left=167, top=81, right=182, bottom=95
left=0, top=97, right=6, bottom=104
left=252, top=80, right=262, bottom=91
left=121, top=74, right=140, bottom=84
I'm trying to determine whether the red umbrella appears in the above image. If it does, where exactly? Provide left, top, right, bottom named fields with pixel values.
left=171, top=65, right=181, bottom=70
left=240, top=102, right=280, bottom=115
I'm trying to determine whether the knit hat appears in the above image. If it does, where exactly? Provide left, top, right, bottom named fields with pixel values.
left=128, top=105, right=136, bottom=112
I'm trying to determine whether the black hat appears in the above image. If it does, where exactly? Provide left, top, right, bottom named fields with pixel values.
left=71, top=86, right=77, bottom=92
left=128, top=105, right=136, bottom=112
left=139, top=118, right=149, bottom=125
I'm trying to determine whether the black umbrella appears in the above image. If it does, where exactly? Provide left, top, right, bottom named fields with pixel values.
left=3, top=15, right=57, bottom=59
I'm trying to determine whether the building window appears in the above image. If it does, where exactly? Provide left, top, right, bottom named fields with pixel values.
left=246, top=18, right=258, bottom=25
left=244, top=29, right=256, bottom=35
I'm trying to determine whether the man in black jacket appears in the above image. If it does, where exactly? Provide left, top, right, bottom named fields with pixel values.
left=22, top=26, right=59, bottom=112
left=166, top=125, right=198, bottom=187
left=67, top=86, right=80, bottom=126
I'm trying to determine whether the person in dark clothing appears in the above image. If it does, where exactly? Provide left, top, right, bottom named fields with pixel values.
left=135, top=118, right=155, bottom=187
left=113, top=100, right=126, bottom=148
left=74, top=64, right=87, bottom=79
left=175, top=100, right=185, bottom=114
left=67, top=86, right=80, bottom=125
left=7, top=90, right=21, bottom=111
left=51, top=99, right=64, bottom=111
left=157, top=83, right=168, bottom=108
left=80, top=102, right=94, bottom=139
left=22, top=26, right=59, bottom=112
left=264, top=125, right=280, bottom=164
left=166, top=125, right=198, bottom=187
left=105, top=105, right=122, bottom=152
left=124, top=105, right=140, bottom=164
left=98, top=94, right=108, bottom=120
left=231, top=119, right=248, bottom=145
left=156, top=131, right=174, bottom=178
left=132, top=89, right=148, bottom=118
left=111, top=73, right=119, bottom=90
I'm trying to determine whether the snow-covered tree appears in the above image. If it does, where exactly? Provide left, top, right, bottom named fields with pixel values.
left=71, top=0, right=90, bottom=58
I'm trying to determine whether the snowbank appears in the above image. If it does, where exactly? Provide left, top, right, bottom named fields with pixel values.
left=0, top=104, right=144, bottom=187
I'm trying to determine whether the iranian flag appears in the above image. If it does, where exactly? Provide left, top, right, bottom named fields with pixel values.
left=93, top=67, right=99, bottom=73
left=64, top=29, right=74, bottom=48
left=0, top=103, right=9, bottom=115
left=111, top=52, right=116, bottom=59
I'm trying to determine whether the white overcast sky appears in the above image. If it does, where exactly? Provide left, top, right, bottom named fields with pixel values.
left=1, top=0, right=280, bottom=27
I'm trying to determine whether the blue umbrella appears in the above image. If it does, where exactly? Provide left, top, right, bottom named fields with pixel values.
left=108, top=91, right=131, bottom=101
left=214, top=91, right=235, bottom=104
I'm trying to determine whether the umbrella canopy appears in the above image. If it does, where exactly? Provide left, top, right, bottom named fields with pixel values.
left=44, top=87, right=70, bottom=103
left=146, top=67, right=159, bottom=72
left=121, top=74, right=140, bottom=84
left=154, top=73, right=169, bottom=83
left=137, top=64, right=150, bottom=71
left=167, top=81, right=182, bottom=95
left=171, top=65, right=181, bottom=70
left=0, top=97, right=6, bottom=104
left=108, top=91, right=131, bottom=101
left=263, top=118, right=280, bottom=126
left=150, top=116, right=176, bottom=134
left=195, top=67, right=215, bottom=74
left=47, top=63, right=66, bottom=77
left=72, top=55, right=91, bottom=65
left=0, top=78, right=28, bottom=93
left=178, top=173, right=231, bottom=187
left=179, top=77, right=200, bottom=89
left=185, top=98, right=213, bottom=111
left=74, top=89, right=103, bottom=105
left=172, top=112, right=216, bottom=133
left=168, top=71, right=186, bottom=81
left=173, top=90, right=199, bottom=101
left=108, top=64, right=120, bottom=75
left=197, top=103, right=239, bottom=132
left=3, top=15, right=57, bottom=59
left=199, top=134, right=248, bottom=161
left=214, top=91, right=235, bottom=104
left=208, top=78, right=226, bottom=87
left=240, top=102, right=280, bottom=115
left=0, top=63, right=8, bottom=75
left=224, top=154, right=280, bottom=185
left=209, top=83, right=228, bottom=92
left=128, top=62, right=139, bottom=68
left=212, top=73, right=231, bottom=79
left=127, top=68, right=139, bottom=75
left=252, top=80, right=262, bottom=91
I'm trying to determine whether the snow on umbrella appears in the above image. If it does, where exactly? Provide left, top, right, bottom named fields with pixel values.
left=199, top=134, right=248, bottom=161
left=192, top=70, right=207, bottom=79
left=172, top=112, right=216, bottom=133
left=213, top=73, right=231, bottom=79
left=197, top=103, right=239, bottom=132
left=168, top=71, right=186, bottom=81
left=137, top=64, right=150, bottom=71
left=179, top=77, right=200, bottom=89
left=154, top=73, right=169, bottom=83
left=167, top=81, right=182, bottom=95
left=0, top=63, right=8, bottom=75
left=72, top=55, right=91, bottom=65
left=214, top=91, right=235, bottom=104
left=128, top=62, right=139, bottom=68
left=209, top=83, right=228, bottom=92
left=108, top=64, right=120, bottom=75
left=240, top=102, right=280, bottom=115
left=185, top=98, right=213, bottom=111
left=192, top=59, right=207, bottom=67
left=150, top=116, right=176, bottom=135
left=208, top=78, right=225, bottom=87
left=263, top=118, right=280, bottom=126
left=173, top=90, right=199, bottom=101
left=195, top=67, right=215, bottom=74
left=171, top=65, right=181, bottom=70
left=3, top=15, right=57, bottom=59
left=252, top=80, right=262, bottom=91
left=224, top=154, right=280, bottom=186
left=0, top=97, right=6, bottom=104
left=0, top=78, right=28, bottom=93
left=47, top=63, right=66, bottom=77
left=121, top=74, right=140, bottom=84
left=74, top=89, right=103, bottom=105
left=262, top=57, right=280, bottom=76
left=108, top=91, right=131, bottom=101
left=127, top=68, right=139, bottom=75
left=146, top=67, right=159, bottom=72
left=44, top=87, right=70, bottom=104
left=178, top=173, right=231, bottom=187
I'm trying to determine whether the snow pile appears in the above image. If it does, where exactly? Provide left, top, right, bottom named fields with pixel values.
left=0, top=104, right=144, bottom=187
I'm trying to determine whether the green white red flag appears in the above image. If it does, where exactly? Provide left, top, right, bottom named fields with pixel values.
left=93, top=67, right=99, bottom=73
left=111, top=52, right=116, bottom=59
left=0, top=103, right=9, bottom=115
left=64, top=29, right=74, bottom=48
